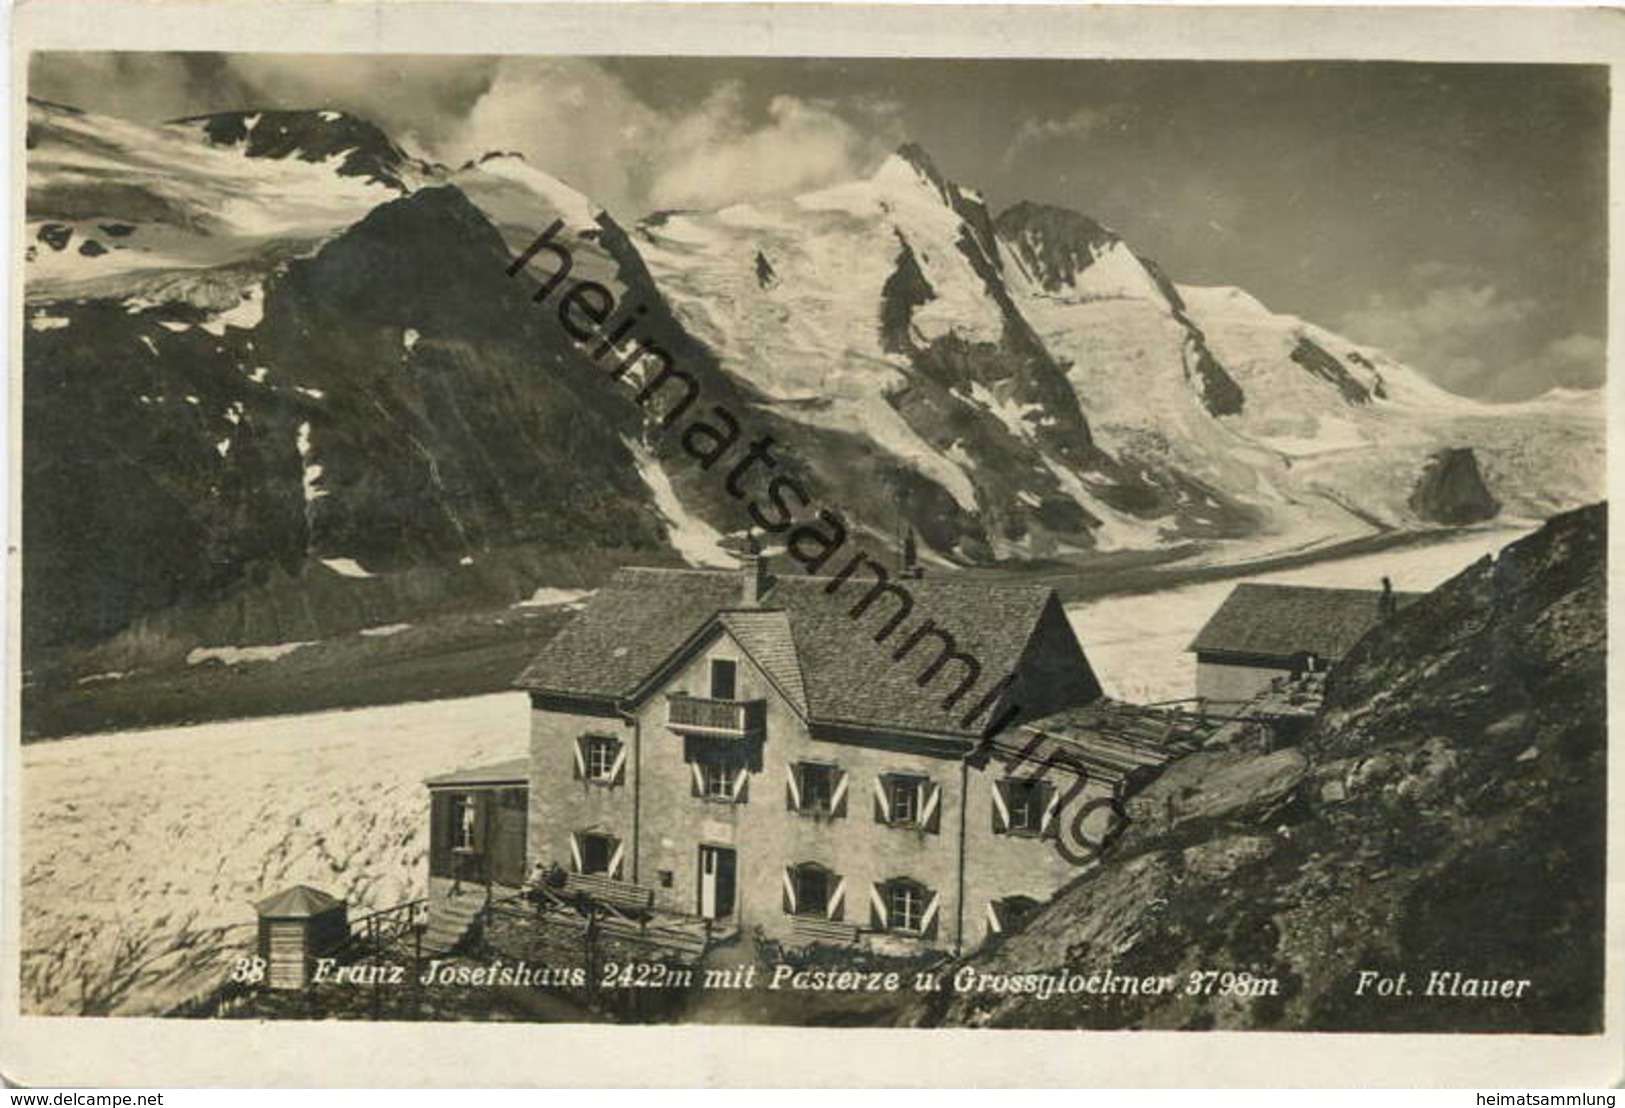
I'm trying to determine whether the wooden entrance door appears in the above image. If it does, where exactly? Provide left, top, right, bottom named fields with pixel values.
left=698, top=845, right=736, bottom=919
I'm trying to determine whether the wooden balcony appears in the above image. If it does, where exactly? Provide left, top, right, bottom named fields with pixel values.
left=666, top=693, right=766, bottom=739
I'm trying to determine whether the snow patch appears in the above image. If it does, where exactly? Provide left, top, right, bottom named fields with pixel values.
left=623, top=436, right=734, bottom=567
left=187, top=641, right=313, bottom=666
left=296, top=421, right=327, bottom=504
left=515, top=587, right=592, bottom=608
left=320, top=557, right=374, bottom=579
left=28, top=311, right=70, bottom=332
left=358, top=623, right=412, bottom=637
left=199, top=285, right=263, bottom=335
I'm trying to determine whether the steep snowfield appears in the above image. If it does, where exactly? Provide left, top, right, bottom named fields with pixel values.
left=26, top=101, right=403, bottom=309
left=635, top=151, right=1010, bottom=517
left=1177, top=284, right=1605, bottom=527
left=1066, top=525, right=1532, bottom=705
left=20, top=694, right=528, bottom=1015
left=624, top=437, right=735, bottom=567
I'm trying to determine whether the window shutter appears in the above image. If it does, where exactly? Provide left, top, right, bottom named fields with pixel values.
left=782, top=867, right=797, bottom=914
left=869, top=882, right=889, bottom=929
left=572, top=738, right=586, bottom=780
left=830, top=769, right=849, bottom=818
left=607, top=838, right=625, bottom=880
left=785, top=763, right=801, bottom=811
left=827, top=875, right=847, bottom=921
left=920, top=781, right=941, bottom=834
left=568, top=832, right=584, bottom=873
left=608, top=744, right=628, bottom=787
left=731, top=765, right=750, bottom=803
left=872, top=776, right=890, bottom=824
left=921, top=889, right=942, bottom=938
left=985, top=900, right=1003, bottom=936
left=991, top=780, right=1011, bottom=833
left=429, top=792, right=452, bottom=878
left=1040, top=782, right=1061, bottom=839
left=689, top=761, right=704, bottom=797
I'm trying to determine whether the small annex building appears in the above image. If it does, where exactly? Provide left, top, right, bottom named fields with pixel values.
left=1187, top=581, right=1419, bottom=712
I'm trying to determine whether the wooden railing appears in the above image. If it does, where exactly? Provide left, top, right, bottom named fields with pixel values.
left=666, top=694, right=766, bottom=737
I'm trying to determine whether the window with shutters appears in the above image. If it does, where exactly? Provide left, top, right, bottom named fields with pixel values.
left=573, top=733, right=627, bottom=787
left=695, top=755, right=746, bottom=803
left=886, top=879, right=927, bottom=933
left=875, top=773, right=938, bottom=831
left=583, top=736, right=620, bottom=783
left=889, top=777, right=919, bottom=824
left=788, top=761, right=846, bottom=817
left=576, top=831, right=616, bottom=875
left=789, top=862, right=831, bottom=917
left=703, top=759, right=732, bottom=800
left=1005, top=778, right=1045, bottom=835
left=993, top=777, right=1057, bottom=838
left=688, top=739, right=750, bottom=804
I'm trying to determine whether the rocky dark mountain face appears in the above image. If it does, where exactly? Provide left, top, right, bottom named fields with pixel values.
left=23, top=185, right=670, bottom=655
left=1410, top=447, right=1500, bottom=525
left=918, top=503, right=1605, bottom=1033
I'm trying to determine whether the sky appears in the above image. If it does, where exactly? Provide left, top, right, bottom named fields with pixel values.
left=30, top=53, right=1609, bottom=401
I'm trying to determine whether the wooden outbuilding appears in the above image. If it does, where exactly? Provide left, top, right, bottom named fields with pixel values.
left=1187, top=582, right=1419, bottom=712
left=255, top=884, right=349, bottom=990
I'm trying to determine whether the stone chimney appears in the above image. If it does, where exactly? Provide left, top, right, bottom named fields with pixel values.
left=1378, top=576, right=1397, bottom=619
left=740, top=533, right=772, bottom=606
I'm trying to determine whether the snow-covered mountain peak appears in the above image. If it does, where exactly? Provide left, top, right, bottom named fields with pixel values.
left=168, top=108, right=416, bottom=190
left=25, top=99, right=404, bottom=306
left=451, top=150, right=602, bottom=230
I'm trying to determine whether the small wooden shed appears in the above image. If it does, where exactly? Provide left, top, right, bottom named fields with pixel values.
left=256, top=885, right=349, bottom=990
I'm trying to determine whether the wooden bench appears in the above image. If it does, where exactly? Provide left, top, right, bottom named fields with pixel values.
left=564, top=872, right=656, bottom=913
left=791, top=915, right=860, bottom=946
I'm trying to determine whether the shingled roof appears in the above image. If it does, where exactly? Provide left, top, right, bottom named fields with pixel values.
left=1187, top=582, right=1420, bottom=662
left=515, top=565, right=1092, bottom=740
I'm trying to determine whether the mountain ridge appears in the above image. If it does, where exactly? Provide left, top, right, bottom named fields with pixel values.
left=22, top=98, right=1604, bottom=658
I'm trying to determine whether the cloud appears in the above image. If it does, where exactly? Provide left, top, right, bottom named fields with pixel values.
left=647, top=84, right=894, bottom=210
left=433, top=57, right=663, bottom=216
left=441, top=63, right=895, bottom=216
left=30, top=53, right=893, bottom=219
left=1002, top=107, right=1112, bottom=167
left=1333, top=266, right=1580, bottom=399
left=1528, top=332, right=1607, bottom=392
left=30, top=52, right=242, bottom=122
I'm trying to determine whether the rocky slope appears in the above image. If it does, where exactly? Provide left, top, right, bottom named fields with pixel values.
left=920, top=503, right=1606, bottom=1033
left=22, top=97, right=1604, bottom=662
